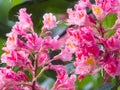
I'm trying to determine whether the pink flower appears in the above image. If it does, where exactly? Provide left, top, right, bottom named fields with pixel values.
left=50, top=65, right=76, bottom=90
left=38, top=52, right=49, bottom=67
left=12, top=8, right=33, bottom=35
left=1, top=50, right=30, bottom=68
left=14, top=86, right=30, bottom=90
left=92, top=0, right=120, bottom=22
left=100, top=0, right=120, bottom=13
left=53, top=47, right=73, bottom=61
left=92, top=5, right=106, bottom=22
left=18, top=8, right=33, bottom=31
left=74, top=0, right=91, bottom=10
left=2, top=0, right=120, bottom=88
left=65, top=37, right=77, bottom=52
left=103, top=56, right=117, bottom=77
left=105, top=28, right=120, bottom=52
left=67, top=9, right=87, bottom=26
left=67, top=26, right=95, bottom=42
left=12, top=22, right=27, bottom=35
left=106, top=36, right=120, bottom=51
left=26, top=33, right=42, bottom=51
left=52, top=75, right=76, bottom=90
left=67, top=27, right=81, bottom=40
left=53, top=32, right=79, bottom=62
left=43, top=36, right=60, bottom=50
left=0, top=68, right=28, bottom=89
left=1, top=51, right=16, bottom=67
left=42, top=13, right=57, bottom=30
left=116, top=60, right=120, bottom=75
left=67, top=26, right=100, bottom=57
left=74, top=56, right=96, bottom=77
left=5, top=32, right=17, bottom=50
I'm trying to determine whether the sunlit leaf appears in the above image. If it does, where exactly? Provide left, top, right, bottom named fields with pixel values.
left=102, top=14, right=117, bottom=29
left=117, top=86, right=120, bottom=90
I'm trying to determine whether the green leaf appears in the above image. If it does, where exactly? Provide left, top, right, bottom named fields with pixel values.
left=10, top=0, right=28, bottom=7
left=76, top=74, right=103, bottom=90
left=0, top=38, right=5, bottom=55
left=12, top=66, right=20, bottom=72
left=44, top=69, right=57, bottom=79
left=104, top=29, right=116, bottom=38
left=76, top=75, right=94, bottom=90
left=108, top=30, right=116, bottom=37
left=37, top=71, right=55, bottom=89
left=117, top=86, right=120, bottom=90
left=49, top=49, right=61, bottom=59
left=102, top=14, right=117, bottom=29
left=0, top=0, right=26, bottom=24
left=51, top=23, right=67, bottom=37
left=24, top=70, right=33, bottom=81
left=37, top=73, right=47, bottom=84
left=0, top=22, right=11, bottom=38
left=0, top=63, right=6, bottom=67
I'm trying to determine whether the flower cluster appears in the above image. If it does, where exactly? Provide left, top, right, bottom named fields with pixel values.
left=1, top=0, right=120, bottom=89
left=0, top=8, right=69, bottom=89
left=65, top=0, right=120, bottom=79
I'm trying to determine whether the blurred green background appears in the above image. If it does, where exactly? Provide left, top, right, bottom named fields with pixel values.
left=0, top=0, right=118, bottom=90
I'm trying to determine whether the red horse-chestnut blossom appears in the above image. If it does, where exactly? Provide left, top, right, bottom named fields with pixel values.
left=1, top=0, right=120, bottom=89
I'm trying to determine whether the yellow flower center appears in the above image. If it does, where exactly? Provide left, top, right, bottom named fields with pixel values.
left=86, top=57, right=95, bottom=66
left=67, top=42, right=75, bottom=49
left=93, top=6, right=102, bottom=15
